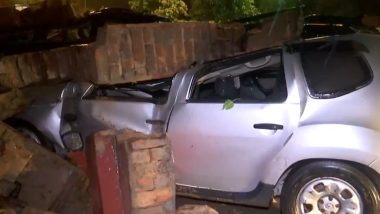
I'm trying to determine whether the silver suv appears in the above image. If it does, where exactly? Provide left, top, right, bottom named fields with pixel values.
left=10, top=33, right=380, bottom=213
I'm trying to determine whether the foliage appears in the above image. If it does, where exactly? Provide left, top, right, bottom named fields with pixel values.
left=129, top=0, right=189, bottom=21
left=154, top=0, right=189, bottom=20
left=223, top=99, right=235, bottom=110
left=189, top=0, right=260, bottom=23
left=128, top=0, right=379, bottom=22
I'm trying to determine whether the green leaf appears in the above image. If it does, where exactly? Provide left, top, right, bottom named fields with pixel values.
left=223, top=99, right=235, bottom=110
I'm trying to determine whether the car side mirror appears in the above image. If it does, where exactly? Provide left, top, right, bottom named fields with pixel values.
left=60, top=82, right=94, bottom=121
left=61, top=82, right=94, bottom=100
left=60, top=82, right=90, bottom=151
left=60, top=122, right=84, bottom=151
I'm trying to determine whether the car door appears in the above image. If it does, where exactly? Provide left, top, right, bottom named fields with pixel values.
left=167, top=49, right=300, bottom=193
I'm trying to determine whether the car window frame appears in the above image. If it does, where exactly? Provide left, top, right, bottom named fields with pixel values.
left=295, top=40, right=374, bottom=99
left=186, top=47, right=288, bottom=104
left=84, top=77, right=173, bottom=104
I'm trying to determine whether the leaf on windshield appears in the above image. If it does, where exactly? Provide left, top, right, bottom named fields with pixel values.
left=223, top=99, right=234, bottom=110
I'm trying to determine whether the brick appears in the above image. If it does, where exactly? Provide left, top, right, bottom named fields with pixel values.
left=31, top=52, right=48, bottom=81
left=61, top=49, right=77, bottom=79
left=0, top=58, right=20, bottom=88
left=154, top=38, right=167, bottom=73
left=109, top=62, right=123, bottom=81
left=131, top=150, right=150, bottom=164
left=156, top=160, right=172, bottom=174
left=154, top=42, right=165, bottom=59
left=133, top=190, right=157, bottom=208
left=145, top=44, right=156, bottom=74
left=183, top=23, right=195, bottom=41
left=200, top=24, right=211, bottom=61
left=210, top=41, right=222, bottom=59
left=134, top=162, right=157, bottom=177
left=76, top=46, right=98, bottom=81
left=42, top=52, right=59, bottom=80
left=143, top=27, right=155, bottom=44
left=172, top=26, right=185, bottom=68
left=193, top=24, right=205, bottom=62
left=135, top=176, right=154, bottom=192
left=133, top=187, right=174, bottom=208
left=14, top=54, right=35, bottom=87
left=165, top=45, right=174, bottom=72
left=184, top=40, right=194, bottom=66
left=154, top=24, right=173, bottom=46
left=154, top=173, right=171, bottom=189
left=155, top=187, right=174, bottom=204
left=116, top=130, right=147, bottom=142
left=130, top=26, right=145, bottom=65
left=107, top=26, right=121, bottom=63
left=131, top=138, right=167, bottom=150
left=157, top=57, right=167, bottom=74
left=95, top=46, right=110, bottom=82
left=120, top=31, right=133, bottom=58
left=120, top=29, right=135, bottom=79
left=150, top=147, right=169, bottom=161
left=107, top=26, right=123, bottom=82
left=183, top=24, right=195, bottom=64
left=134, top=65, right=147, bottom=77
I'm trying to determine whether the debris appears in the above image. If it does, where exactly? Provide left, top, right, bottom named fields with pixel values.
left=177, top=205, right=219, bottom=214
left=0, top=122, right=92, bottom=214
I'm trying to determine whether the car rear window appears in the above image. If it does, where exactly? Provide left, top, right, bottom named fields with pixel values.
left=299, top=40, right=373, bottom=99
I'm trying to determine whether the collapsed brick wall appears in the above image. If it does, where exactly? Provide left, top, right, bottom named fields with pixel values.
left=0, top=10, right=300, bottom=88
left=87, top=129, right=175, bottom=214
left=94, top=22, right=247, bottom=84
left=0, top=122, right=92, bottom=214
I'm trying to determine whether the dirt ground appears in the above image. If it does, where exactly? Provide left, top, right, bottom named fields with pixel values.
left=177, top=196, right=280, bottom=214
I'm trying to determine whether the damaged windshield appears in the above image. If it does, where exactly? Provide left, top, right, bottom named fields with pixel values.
left=91, top=77, right=172, bottom=104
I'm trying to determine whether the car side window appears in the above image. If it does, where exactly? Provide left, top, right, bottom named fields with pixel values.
left=190, top=51, right=287, bottom=103
left=298, top=40, right=372, bottom=99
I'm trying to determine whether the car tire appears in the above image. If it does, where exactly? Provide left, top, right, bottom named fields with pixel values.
left=6, top=120, right=55, bottom=152
left=281, top=161, right=380, bottom=214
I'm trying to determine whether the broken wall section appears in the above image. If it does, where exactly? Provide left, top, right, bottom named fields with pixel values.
left=87, top=129, right=175, bottom=214
left=0, top=10, right=300, bottom=88
left=0, top=122, right=92, bottom=214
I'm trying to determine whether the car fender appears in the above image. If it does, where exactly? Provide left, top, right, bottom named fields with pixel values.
left=261, top=124, right=380, bottom=185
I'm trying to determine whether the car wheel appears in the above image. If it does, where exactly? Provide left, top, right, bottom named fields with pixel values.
left=281, top=161, right=380, bottom=214
left=17, top=126, right=43, bottom=145
left=17, top=126, right=55, bottom=152
left=5, top=119, right=55, bottom=152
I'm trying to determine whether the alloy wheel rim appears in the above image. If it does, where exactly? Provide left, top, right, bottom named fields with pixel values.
left=296, top=177, right=363, bottom=214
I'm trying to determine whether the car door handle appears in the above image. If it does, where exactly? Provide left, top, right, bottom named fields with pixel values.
left=253, top=123, right=284, bottom=130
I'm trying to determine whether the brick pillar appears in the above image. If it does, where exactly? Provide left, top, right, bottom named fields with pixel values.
left=117, top=131, right=175, bottom=214
left=87, top=129, right=175, bottom=214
